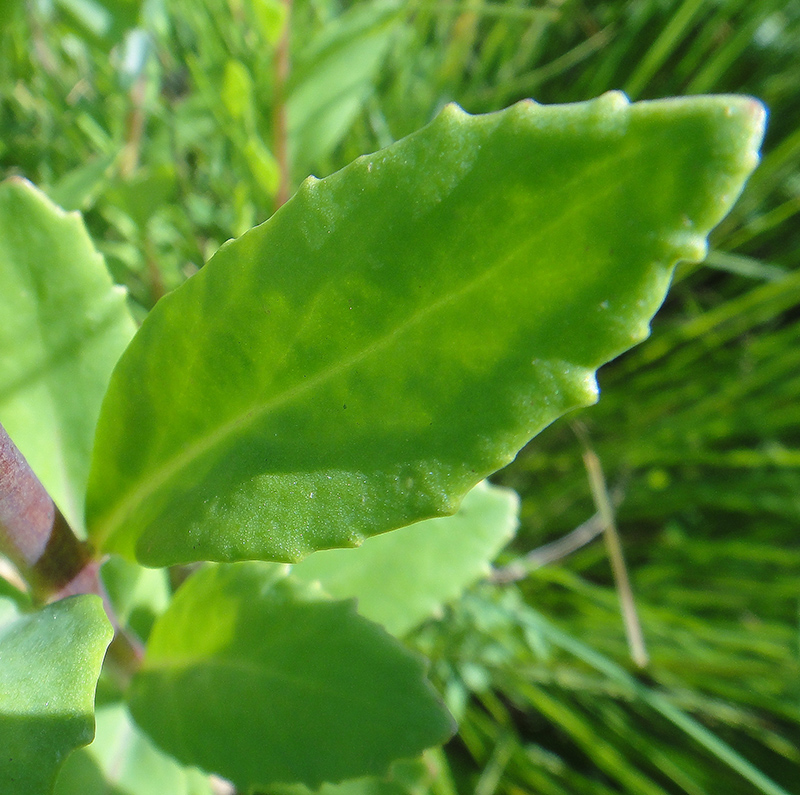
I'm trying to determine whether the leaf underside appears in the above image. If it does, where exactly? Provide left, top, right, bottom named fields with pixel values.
left=0, top=595, right=113, bottom=793
left=127, top=563, right=454, bottom=790
left=86, top=92, right=765, bottom=566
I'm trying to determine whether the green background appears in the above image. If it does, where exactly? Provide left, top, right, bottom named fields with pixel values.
left=1, top=0, right=799, bottom=793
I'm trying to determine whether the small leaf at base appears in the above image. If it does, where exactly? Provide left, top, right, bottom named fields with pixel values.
left=127, top=563, right=455, bottom=790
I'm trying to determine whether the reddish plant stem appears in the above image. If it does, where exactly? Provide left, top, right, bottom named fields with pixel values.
left=0, top=423, right=146, bottom=677
left=0, top=421, right=96, bottom=602
left=272, top=0, right=293, bottom=211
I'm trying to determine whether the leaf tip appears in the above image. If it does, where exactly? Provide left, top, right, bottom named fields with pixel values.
left=596, top=90, right=631, bottom=111
left=670, top=230, right=709, bottom=264
left=3, top=173, right=32, bottom=188
left=736, top=96, right=768, bottom=171
left=440, top=102, right=469, bottom=120
left=711, top=95, right=767, bottom=174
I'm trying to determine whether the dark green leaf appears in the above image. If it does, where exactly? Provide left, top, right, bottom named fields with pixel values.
left=86, top=94, right=764, bottom=567
left=100, top=557, right=170, bottom=641
left=46, top=154, right=116, bottom=213
left=127, top=563, right=454, bottom=790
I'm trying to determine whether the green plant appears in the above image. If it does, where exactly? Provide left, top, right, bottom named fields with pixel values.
left=0, top=92, right=763, bottom=794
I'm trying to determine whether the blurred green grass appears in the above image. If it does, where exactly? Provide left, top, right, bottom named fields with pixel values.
left=2, top=0, right=800, bottom=793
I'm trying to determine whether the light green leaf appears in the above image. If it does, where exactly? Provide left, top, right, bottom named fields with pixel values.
left=222, top=59, right=255, bottom=124
left=291, top=480, right=518, bottom=636
left=272, top=781, right=407, bottom=795
left=252, top=0, right=287, bottom=45
left=0, top=178, right=136, bottom=534
left=104, top=165, right=178, bottom=231
left=0, top=566, right=31, bottom=609
left=55, top=0, right=141, bottom=41
left=100, top=556, right=171, bottom=641
left=46, top=154, right=116, bottom=213
left=0, top=595, right=113, bottom=793
left=54, top=702, right=213, bottom=795
left=86, top=93, right=764, bottom=567
left=288, top=1, right=402, bottom=176
left=266, top=755, right=437, bottom=795
left=267, top=768, right=417, bottom=795
left=127, top=563, right=454, bottom=790
left=244, top=137, right=280, bottom=195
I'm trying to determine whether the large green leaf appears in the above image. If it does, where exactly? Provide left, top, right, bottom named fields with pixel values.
left=0, top=595, right=113, bottom=793
left=0, top=178, right=136, bottom=534
left=291, top=480, right=518, bottom=636
left=54, top=702, right=213, bottom=795
left=86, top=93, right=764, bottom=567
left=127, top=563, right=454, bottom=790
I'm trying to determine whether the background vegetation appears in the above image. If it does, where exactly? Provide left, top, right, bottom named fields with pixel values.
left=1, top=0, right=799, bottom=792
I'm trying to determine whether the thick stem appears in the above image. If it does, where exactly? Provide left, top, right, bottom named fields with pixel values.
left=0, top=421, right=95, bottom=602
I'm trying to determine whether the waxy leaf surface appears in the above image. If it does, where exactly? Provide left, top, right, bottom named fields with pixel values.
left=0, top=595, right=113, bottom=793
left=0, top=178, right=135, bottom=534
left=87, top=93, right=764, bottom=566
left=291, top=480, right=518, bottom=636
left=127, top=563, right=454, bottom=789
